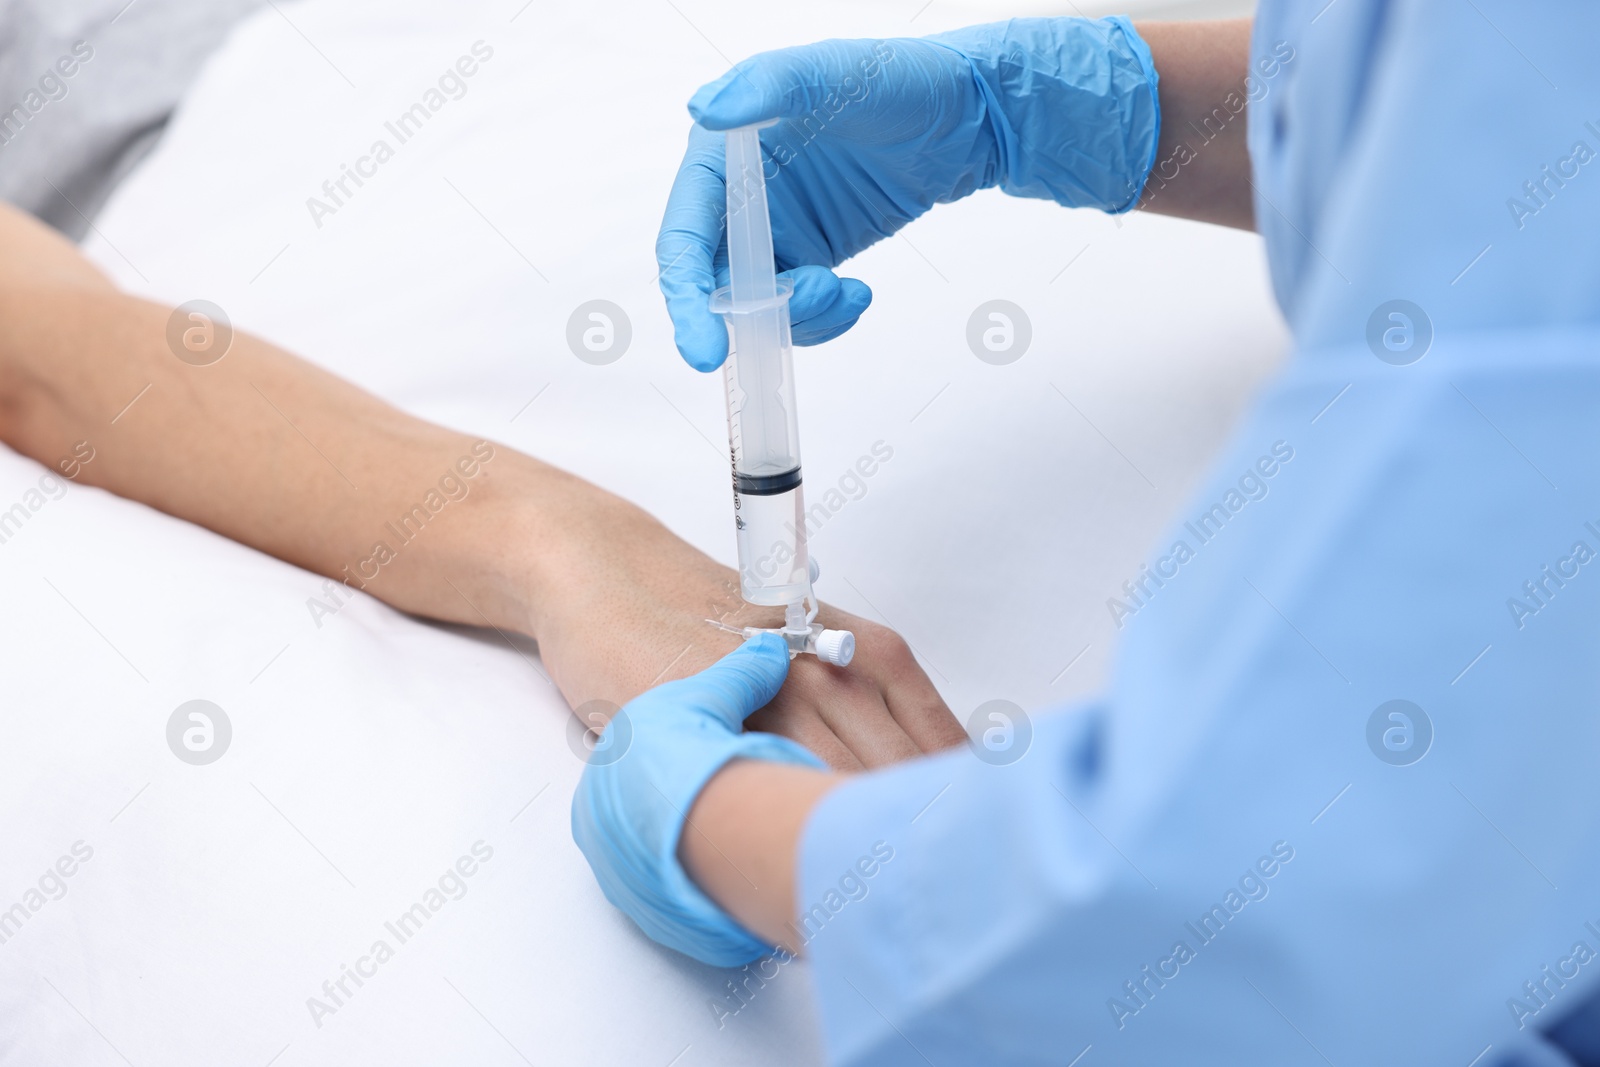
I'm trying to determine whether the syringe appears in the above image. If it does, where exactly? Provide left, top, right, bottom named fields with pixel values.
left=707, top=122, right=855, bottom=667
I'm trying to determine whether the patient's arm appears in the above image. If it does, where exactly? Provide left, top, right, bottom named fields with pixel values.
left=0, top=203, right=965, bottom=769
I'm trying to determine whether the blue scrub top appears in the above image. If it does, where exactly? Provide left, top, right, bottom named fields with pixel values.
left=798, top=1, right=1600, bottom=1064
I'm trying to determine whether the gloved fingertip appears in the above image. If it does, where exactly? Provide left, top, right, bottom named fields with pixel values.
left=743, top=631, right=789, bottom=660
left=680, top=335, right=728, bottom=372
left=687, top=68, right=767, bottom=130
left=672, top=307, right=730, bottom=371
left=838, top=277, right=873, bottom=315
left=783, top=264, right=841, bottom=320
left=685, top=78, right=726, bottom=123
left=787, top=270, right=873, bottom=346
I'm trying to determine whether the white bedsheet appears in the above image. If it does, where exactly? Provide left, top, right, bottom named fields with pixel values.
left=0, top=0, right=1286, bottom=1063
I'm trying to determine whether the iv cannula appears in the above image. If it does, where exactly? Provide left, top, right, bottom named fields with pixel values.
left=708, top=123, right=855, bottom=667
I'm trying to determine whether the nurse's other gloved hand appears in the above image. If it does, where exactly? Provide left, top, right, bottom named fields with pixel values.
left=657, top=18, right=1161, bottom=370
left=572, top=635, right=824, bottom=965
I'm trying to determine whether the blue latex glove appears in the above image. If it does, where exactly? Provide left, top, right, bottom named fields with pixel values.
left=571, top=634, right=826, bottom=966
left=656, top=17, right=1161, bottom=370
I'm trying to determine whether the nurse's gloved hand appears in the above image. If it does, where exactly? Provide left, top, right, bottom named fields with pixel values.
left=657, top=18, right=1161, bottom=370
left=572, top=634, right=825, bottom=966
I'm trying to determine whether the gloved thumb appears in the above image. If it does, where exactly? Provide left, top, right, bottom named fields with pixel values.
left=695, top=633, right=791, bottom=730
left=689, top=42, right=862, bottom=130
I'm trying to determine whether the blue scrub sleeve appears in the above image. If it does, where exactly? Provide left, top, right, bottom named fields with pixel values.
left=800, top=329, right=1600, bottom=1067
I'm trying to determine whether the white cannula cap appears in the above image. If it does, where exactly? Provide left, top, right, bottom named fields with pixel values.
left=814, top=629, right=855, bottom=667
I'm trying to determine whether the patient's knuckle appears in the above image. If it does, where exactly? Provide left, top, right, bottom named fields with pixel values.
left=861, top=628, right=918, bottom=673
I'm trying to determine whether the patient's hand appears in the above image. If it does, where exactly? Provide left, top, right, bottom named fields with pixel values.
left=528, top=490, right=966, bottom=770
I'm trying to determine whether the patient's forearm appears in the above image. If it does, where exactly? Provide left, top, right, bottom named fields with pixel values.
left=0, top=204, right=598, bottom=642
left=1133, top=19, right=1257, bottom=230
left=0, top=205, right=970, bottom=770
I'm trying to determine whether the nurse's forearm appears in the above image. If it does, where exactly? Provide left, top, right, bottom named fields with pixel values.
left=1133, top=19, right=1256, bottom=230
left=680, top=760, right=838, bottom=953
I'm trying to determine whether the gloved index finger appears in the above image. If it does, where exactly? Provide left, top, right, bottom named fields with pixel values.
left=656, top=132, right=732, bottom=371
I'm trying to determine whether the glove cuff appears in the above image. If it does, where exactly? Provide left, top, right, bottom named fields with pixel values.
left=930, top=16, right=1162, bottom=213
left=653, top=731, right=827, bottom=966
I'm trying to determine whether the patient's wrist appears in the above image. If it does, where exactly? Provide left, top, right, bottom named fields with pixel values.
left=496, top=461, right=661, bottom=644
left=374, top=447, right=620, bottom=645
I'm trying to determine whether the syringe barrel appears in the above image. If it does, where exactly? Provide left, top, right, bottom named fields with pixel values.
left=711, top=279, right=810, bottom=606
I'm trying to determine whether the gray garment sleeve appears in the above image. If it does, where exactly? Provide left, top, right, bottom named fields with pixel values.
left=0, top=0, right=262, bottom=239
